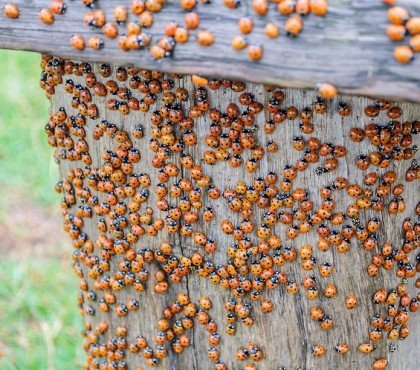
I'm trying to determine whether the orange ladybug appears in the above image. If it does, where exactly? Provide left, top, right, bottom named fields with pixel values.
left=264, top=22, right=280, bottom=38
left=248, top=43, right=263, bottom=61
left=318, top=83, right=337, bottom=99
left=394, top=45, right=414, bottom=63
left=231, top=35, right=248, bottom=50
left=359, top=343, right=376, bottom=354
left=3, top=2, right=19, bottom=18
left=311, top=344, right=326, bottom=357
left=238, top=17, right=253, bottom=34
left=406, top=17, right=420, bottom=35
left=386, top=24, right=406, bottom=41
left=196, top=30, right=215, bottom=46
left=39, top=8, right=54, bottom=24
left=285, top=15, right=303, bottom=36
left=88, top=36, right=104, bottom=50
left=372, top=358, right=388, bottom=369
left=345, top=293, right=358, bottom=309
left=70, top=34, right=86, bottom=51
left=310, top=0, right=328, bottom=16
left=387, top=6, right=409, bottom=25
left=334, top=343, right=349, bottom=355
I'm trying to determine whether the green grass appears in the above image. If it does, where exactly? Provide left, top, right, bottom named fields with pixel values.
left=0, top=50, right=84, bottom=368
left=0, top=50, right=58, bottom=205
left=0, top=259, right=84, bottom=370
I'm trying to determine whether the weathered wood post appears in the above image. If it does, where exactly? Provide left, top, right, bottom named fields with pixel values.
left=1, top=1, right=419, bottom=370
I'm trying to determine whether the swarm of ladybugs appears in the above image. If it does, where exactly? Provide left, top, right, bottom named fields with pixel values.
left=230, top=0, right=329, bottom=61
left=3, top=0, right=326, bottom=62
left=2, top=1, right=418, bottom=65
left=383, top=0, right=420, bottom=63
left=38, top=53, right=419, bottom=369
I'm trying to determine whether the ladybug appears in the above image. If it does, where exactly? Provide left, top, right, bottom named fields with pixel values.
left=334, top=343, right=349, bottom=355
left=318, top=83, right=337, bottom=99
left=310, top=307, right=325, bottom=321
left=3, top=2, right=20, bottom=18
left=345, top=293, right=358, bottom=309
left=313, top=97, right=327, bottom=114
left=320, top=315, right=334, bottom=330
left=311, top=344, right=326, bottom=357
left=307, top=287, right=319, bottom=300
left=235, top=347, right=249, bottom=361
left=410, top=34, right=420, bottom=52
left=244, top=364, right=257, bottom=370
left=302, top=257, right=317, bottom=271
left=39, top=8, right=54, bottom=24
left=370, top=314, right=384, bottom=328
left=252, top=0, right=269, bottom=15
left=319, top=262, right=334, bottom=277
left=387, top=6, right=409, bottom=25
left=386, top=24, right=406, bottom=41
left=260, top=299, right=273, bottom=313
left=286, top=280, right=298, bottom=295
left=225, top=324, right=236, bottom=335
left=293, top=136, right=306, bottom=151
left=399, top=324, right=409, bottom=339
left=264, top=22, right=280, bottom=38
left=114, top=5, right=127, bottom=23
left=174, top=26, right=190, bottom=44
left=248, top=43, right=263, bottom=61
left=349, top=129, right=365, bottom=144
left=359, top=343, right=376, bottom=354
left=88, top=36, right=104, bottom=50
left=208, top=333, right=220, bottom=346
left=180, top=0, right=197, bottom=10
left=238, top=17, right=253, bottom=34
left=285, top=15, right=303, bottom=36
left=249, top=346, right=263, bottom=361
left=324, top=284, right=338, bottom=298
left=196, top=30, right=215, bottom=46
left=103, top=22, right=119, bottom=39
left=295, top=0, right=310, bottom=15
left=372, top=358, right=388, bottom=370
left=278, top=0, right=295, bottom=15
left=214, top=361, right=228, bottom=370
left=146, top=358, right=159, bottom=367
left=406, top=16, right=420, bottom=35
left=310, top=0, right=328, bottom=16
left=370, top=328, right=382, bottom=341
left=115, top=304, right=128, bottom=317
left=388, top=327, right=399, bottom=340
left=337, top=102, right=351, bottom=116
left=394, top=45, right=413, bottom=64
left=372, top=289, right=387, bottom=304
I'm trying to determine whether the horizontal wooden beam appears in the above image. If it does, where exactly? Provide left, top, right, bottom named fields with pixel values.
left=1, top=0, right=419, bottom=102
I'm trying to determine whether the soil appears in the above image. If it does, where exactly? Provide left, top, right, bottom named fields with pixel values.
left=0, top=190, right=69, bottom=259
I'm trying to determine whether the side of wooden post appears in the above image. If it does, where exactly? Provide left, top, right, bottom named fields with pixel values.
left=44, top=57, right=419, bottom=370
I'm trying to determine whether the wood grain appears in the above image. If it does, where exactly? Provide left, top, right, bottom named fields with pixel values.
left=1, top=0, right=420, bottom=102
left=50, top=60, right=419, bottom=370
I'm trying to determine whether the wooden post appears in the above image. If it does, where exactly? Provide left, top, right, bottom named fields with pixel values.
left=43, top=57, right=419, bottom=370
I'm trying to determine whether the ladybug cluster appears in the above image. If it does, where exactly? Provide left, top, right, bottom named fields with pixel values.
left=2, top=1, right=418, bottom=66
left=1, top=0, right=327, bottom=62
left=383, top=0, right=420, bottom=64
left=38, top=53, right=419, bottom=370
left=229, top=0, right=328, bottom=61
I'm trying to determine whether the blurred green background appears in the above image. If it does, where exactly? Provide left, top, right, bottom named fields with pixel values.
left=0, top=50, right=84, bottom=369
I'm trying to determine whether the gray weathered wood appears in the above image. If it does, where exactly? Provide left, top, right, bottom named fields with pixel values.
left=50, top=60, right=419, bottom=370
left=1, top=0, right=420, bottom=103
